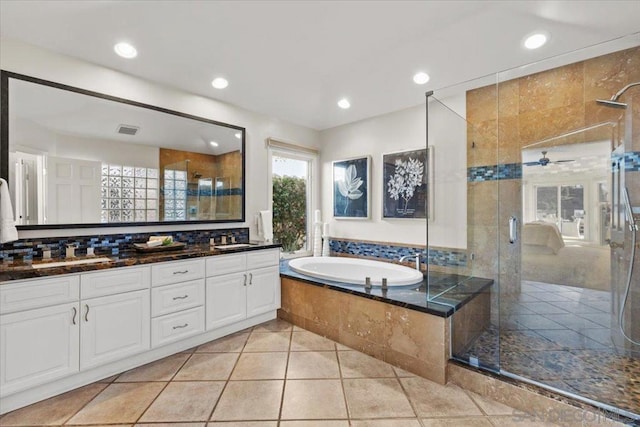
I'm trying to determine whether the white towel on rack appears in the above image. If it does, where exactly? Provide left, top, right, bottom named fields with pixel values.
left=257, top=210, right=273, bottom=243
left=0, top=179, right=19, bottom=244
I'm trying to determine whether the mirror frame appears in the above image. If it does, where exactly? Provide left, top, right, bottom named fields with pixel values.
left=0, top=70, right=246, bottom=229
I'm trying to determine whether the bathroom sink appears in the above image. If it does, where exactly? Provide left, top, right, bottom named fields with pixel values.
left=213, top=244, right=253, bottom=250
left=31, top=257, right=112, bottom=269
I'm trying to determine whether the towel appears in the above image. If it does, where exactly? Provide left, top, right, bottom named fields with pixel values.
left=257, top=210, right=273, bottom=243
left=0, top=179, right=19, bottom=244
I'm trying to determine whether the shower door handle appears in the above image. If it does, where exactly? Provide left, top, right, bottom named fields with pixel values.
left=509, top=216, right=518, bottom=244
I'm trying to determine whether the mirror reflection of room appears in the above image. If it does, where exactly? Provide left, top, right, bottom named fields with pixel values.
left=7, top=76, right=244, bottom=225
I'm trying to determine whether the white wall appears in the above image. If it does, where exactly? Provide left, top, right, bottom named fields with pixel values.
left=1, top=38, right=321, bottom=239
left=319, top=95, right=467, bottom=249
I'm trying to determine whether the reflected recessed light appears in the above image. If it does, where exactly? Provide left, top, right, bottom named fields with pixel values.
left=524, top=33, right=548, bottom=50
left=337, top=98, right=351, bottom=109
left=210, top=141, right=219, bottom=147
left=413, top=72, right=430, bottom=85
left=234, top=132, right=242, bottom=139
left=211, top=77, right=229, bottom=89
left=114, top=42, right=137, bottom=59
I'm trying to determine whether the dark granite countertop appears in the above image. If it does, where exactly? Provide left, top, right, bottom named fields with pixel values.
left=0, top=243, right=281, bottom=282
left=279, top=259, right=493, bottom=318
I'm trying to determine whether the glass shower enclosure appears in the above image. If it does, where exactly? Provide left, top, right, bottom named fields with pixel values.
left=429, top=33, right=640, bottom=420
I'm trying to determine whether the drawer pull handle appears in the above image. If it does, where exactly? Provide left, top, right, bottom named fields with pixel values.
left=243, top=274, right=247, bottom=286
left=173, top=323, right=189, bottom=330
left=172, top=295, right=189, bottom=300
left=173, top=270, right=189, bottom=275
left=249, top=273, right=253, bottom=285
left=84, top=304, right=90, bottom=322
left=71, top=307, right=77, bottom=325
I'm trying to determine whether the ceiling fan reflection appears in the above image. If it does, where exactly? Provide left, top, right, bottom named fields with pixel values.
left=523, top=151, right=575, bottom=167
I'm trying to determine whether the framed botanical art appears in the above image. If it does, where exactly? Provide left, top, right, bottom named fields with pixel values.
left=383, top=147, right=433, bottom=219
left=333, top=156, right=370, bottom=219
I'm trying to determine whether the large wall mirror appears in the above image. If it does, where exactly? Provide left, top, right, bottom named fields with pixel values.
left=0, top=71, right=245, bottom=229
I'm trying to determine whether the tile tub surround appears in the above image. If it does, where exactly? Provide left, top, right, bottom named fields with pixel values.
left=0, top=242, right=280, bottom=282
left=278, top=274, right=492, bottom=386
left=0, top=227, right=250, bottom=262
left=328, top=238, right=468, bottom=269
left=0, top=318, right=555, bottom=427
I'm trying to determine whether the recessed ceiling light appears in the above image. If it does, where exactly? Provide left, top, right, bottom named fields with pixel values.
left=337, top=98, right=351, bottom=109
left=114, top=42, right=137, bottom=59
left=211, top=77, right=229, bottom=89
left=210, top=141, right=219, bottom=147
left=523, top=33, right=548, bottom=50
left=234, top=132, right=242, bottom=139
left=413, top=72, right=430, bottom=85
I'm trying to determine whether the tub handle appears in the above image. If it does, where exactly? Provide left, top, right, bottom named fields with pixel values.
left=509, top=216, right=518, bottom=244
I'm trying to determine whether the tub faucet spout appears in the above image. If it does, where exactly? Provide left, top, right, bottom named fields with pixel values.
left=399, top=253, right=424, bottom=271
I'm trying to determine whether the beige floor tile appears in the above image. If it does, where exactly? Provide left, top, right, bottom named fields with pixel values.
left=210, top=380, right=283, bottom=421
left=421, top=417, right=494, bottom=426
left=280, top=379, right=348, bottom=420
left=97, top=374, right=120, bottom=383
left=138, top=381, right=224, bottom=422
left=489, top=416, right=562, bottom=426
left=207, top=423, right=278, bottom=427
left=230, top=352, right=288, bottom=380
left=0, top=383, right=107, bottom=426
left=174, top=353, right=239, bottom=381
left=393, top=366, right=416, bottom=377
left=280, top=422, right=350, bottom=426
left=252, top=318, right=293, bottom=332
left=243, top=331, right=291, bottom=352
left=290, top=331, right=336, bottom=351
left=351, top=420, right=422, bottom=427
left=336, top=342, right=352, bottom=351
left=287, top=351, right=339, bottom=379
left=343, top=378, right=415, bottom=419
left=137, top=423, right=205, bottom=426
left=400, top=377, right=483, bottom=418
left=66, top=382, right=165, bottom=425
left=116, top=353, right=190, bottom=382
left=338, top=350, right=395, bottom=378
left=197, top=332, right=250, bottom=353
left=467, top=392, right=516, bottom=415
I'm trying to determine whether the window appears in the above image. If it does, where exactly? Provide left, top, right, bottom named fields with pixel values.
left=535, top=184, right=586, bottom=239
left=268, top=142, right=318, bottom=254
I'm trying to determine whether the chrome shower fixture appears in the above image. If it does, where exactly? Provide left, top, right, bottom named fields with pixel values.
left=596, top=81, right=640, bottom=109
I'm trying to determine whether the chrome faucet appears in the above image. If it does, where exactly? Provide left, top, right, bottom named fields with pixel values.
left=399, top=253, right=425, bottom=271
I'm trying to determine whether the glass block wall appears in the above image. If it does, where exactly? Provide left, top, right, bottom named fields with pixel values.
left=101, top=164, right=159, bottom=223
left=163, top=169, right=188, bottom=221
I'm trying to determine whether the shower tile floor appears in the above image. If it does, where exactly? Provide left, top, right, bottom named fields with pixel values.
left=0, top=319, right=564, bottom=427
left=461, top=281, right=640, bottom=416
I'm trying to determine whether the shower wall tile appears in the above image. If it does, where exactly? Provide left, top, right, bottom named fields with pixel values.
left=518, top=61, right=584, bottom=114
left=518, top=102, right=586, bottom=148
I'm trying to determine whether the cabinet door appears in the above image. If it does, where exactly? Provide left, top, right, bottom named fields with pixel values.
left=206, top=272, right=247, bottom=330
left=0, top=302, right=79, bottom=396
left=246, top=266, right=280, bottom=318
left=80, top=290, right=150, bottom=370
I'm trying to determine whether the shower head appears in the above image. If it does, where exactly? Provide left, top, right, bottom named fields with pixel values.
left=596, top=99, right=627, bottom=109
left=596, top=81, right=640, bottom=109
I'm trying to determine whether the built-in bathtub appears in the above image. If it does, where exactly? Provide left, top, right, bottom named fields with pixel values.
left=288, top=256, right=423, bottom=286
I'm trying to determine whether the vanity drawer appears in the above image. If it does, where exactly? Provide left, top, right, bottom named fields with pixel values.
left=81, top=266, right=150, bottom=299
left=151, top=306, right=204, bottom=348
left=206, top=253, right=247, bottom=276
left=247, top=249, right=280, bottom=269
left=151, top=259, right=205, bottom=287
left=151, top=279, right=204, bottom=317
left=0, top=275, right=80, bottom=314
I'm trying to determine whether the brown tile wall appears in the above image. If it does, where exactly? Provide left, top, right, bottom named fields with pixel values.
left=278, top=277, right=450, bottom=384
left=465, top=46, right=640, bottom=324
left=451, top=291, right=491, bottom=356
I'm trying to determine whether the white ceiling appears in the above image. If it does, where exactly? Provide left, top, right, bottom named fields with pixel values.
left=1, top=1, right=639, bottom=130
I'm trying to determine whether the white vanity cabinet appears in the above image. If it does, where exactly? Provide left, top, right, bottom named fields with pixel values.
left=0, top=275, right=80, bottom=396
left=79, top=266, right=151, bottom=370
left=206, top=249, right=280, bottom=330
left=150, top=259, right=205, bottom=347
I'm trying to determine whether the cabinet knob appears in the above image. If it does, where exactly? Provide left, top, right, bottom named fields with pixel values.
left=172, top=323, right=189, bottom=330
left=71, top=307, right=77, bottom=325
left=243, top=274, right=247, bottom=286
left=84, top=304, right=90, bottom=322
left=249, top=273, right=253, bottom=285
left=172, top=295, right=189, bottom=300
left=173, top=270, right=189, bottom=275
